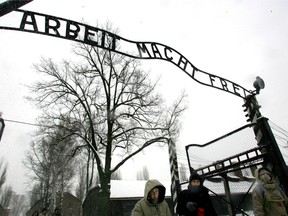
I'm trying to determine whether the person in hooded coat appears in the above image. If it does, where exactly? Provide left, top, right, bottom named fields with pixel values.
left=131, top=179, right=172, bottom=216
left=252, top=167, right=288, bottom=216
left=176, top=172, right=218, bottom=216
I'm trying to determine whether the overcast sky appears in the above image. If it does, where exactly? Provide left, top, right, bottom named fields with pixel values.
left=0, top=0, right=288, bottom=195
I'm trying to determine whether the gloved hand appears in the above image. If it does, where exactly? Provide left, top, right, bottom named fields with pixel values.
left=186, top=202, right=197, bottom=212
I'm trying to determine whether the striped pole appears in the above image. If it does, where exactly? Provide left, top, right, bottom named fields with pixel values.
left=168, top=138, right=181, bottom=216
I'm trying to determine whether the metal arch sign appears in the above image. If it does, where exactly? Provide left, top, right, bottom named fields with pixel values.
left=0, top=9, right=251, bottom=99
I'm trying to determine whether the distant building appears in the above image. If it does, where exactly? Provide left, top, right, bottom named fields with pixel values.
left=26, top=192, right=81, bottom=216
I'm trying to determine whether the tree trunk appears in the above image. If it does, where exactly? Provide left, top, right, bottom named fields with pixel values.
left=86, top=148, right=91, bottom=194
left=97, top=177, right=112, bottom=216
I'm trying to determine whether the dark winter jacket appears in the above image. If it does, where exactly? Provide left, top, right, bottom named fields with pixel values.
left=176, top=173, right=217, bottom=216
left=252, top=168, right=288, bottom=216
left=131, top=179, right=172, bottom=216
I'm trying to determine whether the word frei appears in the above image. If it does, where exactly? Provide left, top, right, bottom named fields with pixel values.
left=0, top=9, right=251, bottom=99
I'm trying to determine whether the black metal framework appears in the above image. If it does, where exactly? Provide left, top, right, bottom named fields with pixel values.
left=185, top=123, right=258, bottom=215
left=191, top=146, right=266, bottom=178
left=185, top=120, right=288, bottom=215
left=0, top=8, right=251, bottom=99
left=0, top=0, right=33, bottom=17
left=186, top=123, right=263, bottom=177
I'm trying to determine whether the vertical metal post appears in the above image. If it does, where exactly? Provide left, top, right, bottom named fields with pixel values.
left=243, top=94, right=288, bottom=194
left=242, top=94, right=262, bottom=124
left=168, top=138, right=181, bottom=216
left=254, top=117, right=288, bottom=194
left=222, top=173, right=235, bottom=216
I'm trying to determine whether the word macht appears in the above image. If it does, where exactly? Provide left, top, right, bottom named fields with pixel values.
left=0, top=9, right=251, bottom=99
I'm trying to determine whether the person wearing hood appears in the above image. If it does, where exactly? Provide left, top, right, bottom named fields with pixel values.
left=176, top=171, right=218, bottom=216
left=252, top=167, right=288, bottom=216
left=131, top=179, right=172, bottom=216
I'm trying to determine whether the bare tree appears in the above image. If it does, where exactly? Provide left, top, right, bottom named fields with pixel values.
left=0, top=159, right=13, bottom=211
left=27, top=24, right=186, bottom=216
left=0, top=185, right=13, bottom=210
left=84, top=147, right=97, bottom=192
left=9, top=194, right=27, bottom=216
left=24, top=126, right=77, bottom=210
left=29, top=183, right=42, bottom=207
left=179, top=163, right=188, bottom=182
left=75, top=163, right=86, bottom=203
left=111, top=169, right=122, bottom=180
left=136, top=166, right=150, bottom=180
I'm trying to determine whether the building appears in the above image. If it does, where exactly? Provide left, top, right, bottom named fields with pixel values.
left=26, top=192, right=81, bottom=216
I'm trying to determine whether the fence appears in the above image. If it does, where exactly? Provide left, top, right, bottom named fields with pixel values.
left=185, top=123, right=269, bottom=216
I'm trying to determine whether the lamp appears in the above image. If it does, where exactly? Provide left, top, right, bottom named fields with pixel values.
left=253, top=76, right=265, bottom=94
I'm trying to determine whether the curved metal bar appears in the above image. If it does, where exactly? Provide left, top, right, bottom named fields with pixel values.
left=0, top=9, right=251, bottom=98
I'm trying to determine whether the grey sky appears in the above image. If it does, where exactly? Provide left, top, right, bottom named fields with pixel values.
left=0, top=0, right=288, bottom=194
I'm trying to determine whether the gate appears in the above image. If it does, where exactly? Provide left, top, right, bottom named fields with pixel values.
left=185, top=118, right=288, bottom=215
left=1, top=2, right=288, bottom=215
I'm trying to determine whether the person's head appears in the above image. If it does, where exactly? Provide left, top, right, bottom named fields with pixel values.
left=189, top=172, right=203, bottom=185
left=188, top=171, right=203, bottom=193
left=145, top=179, right=166, bottom=204
left=258, top=167, right=272, bottom=183
left=191, top=178, right=201, bottom=186
left=148, top=187, right=159, bottom=204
